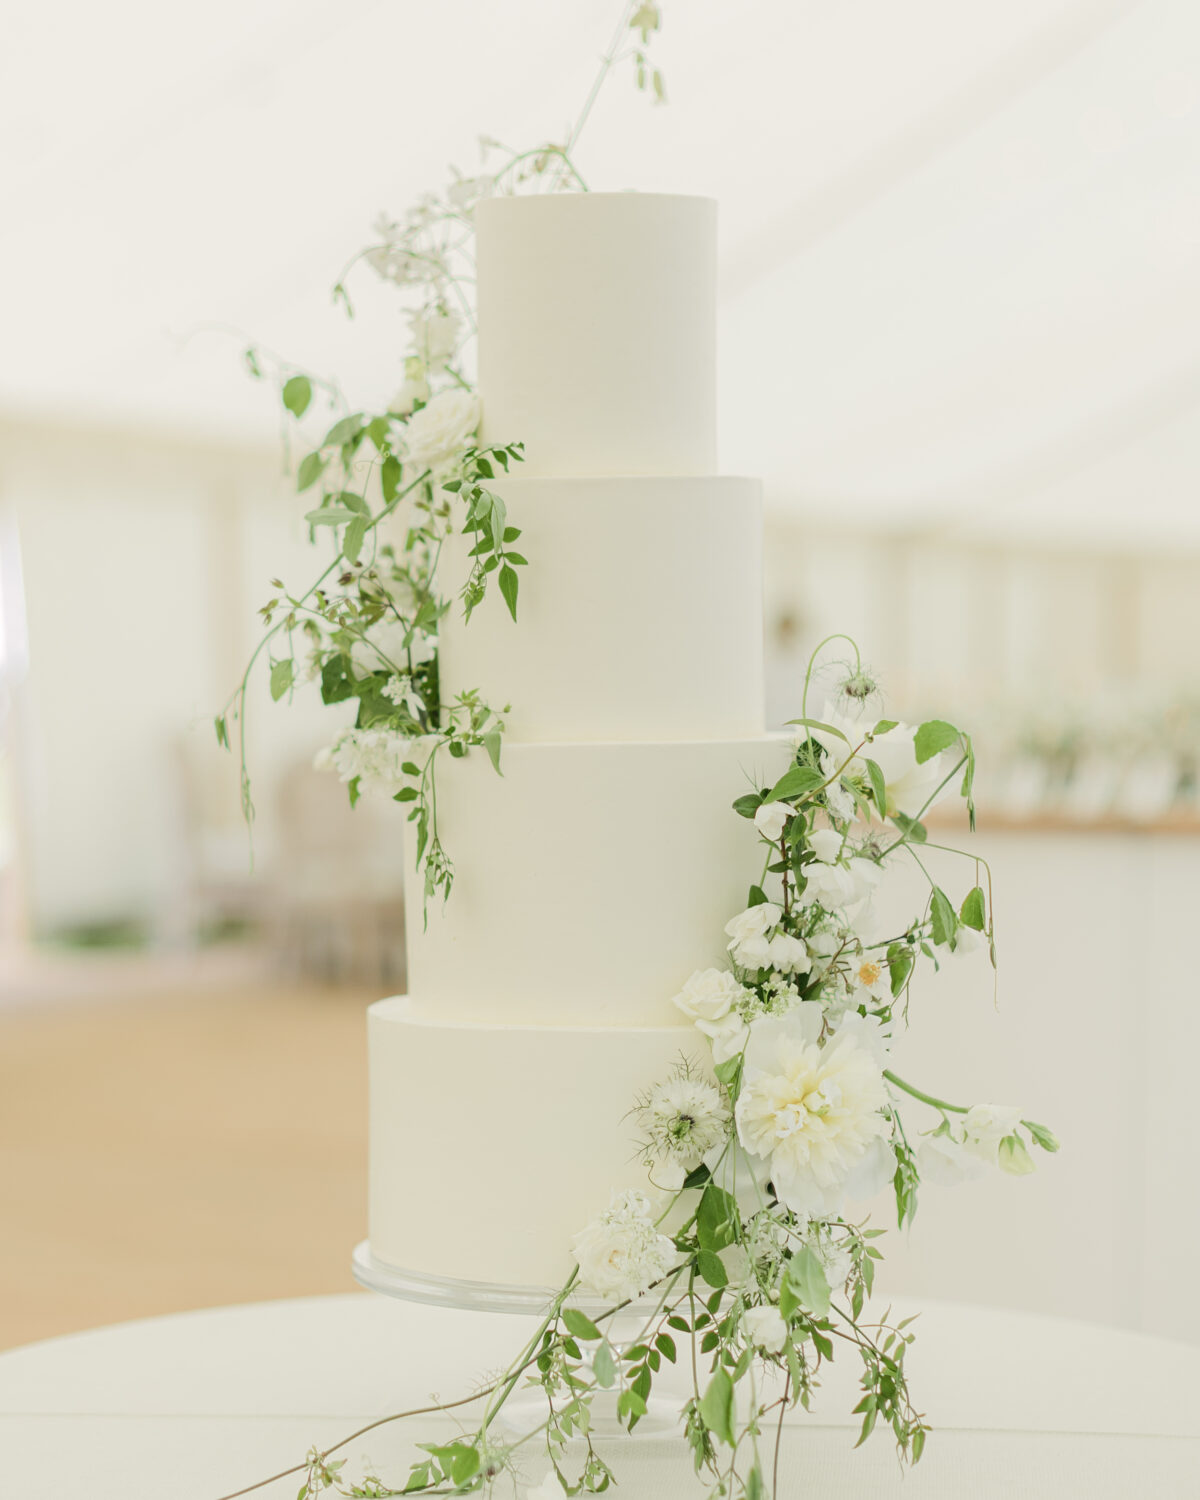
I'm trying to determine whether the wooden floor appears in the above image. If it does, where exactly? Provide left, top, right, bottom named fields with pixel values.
left=0, top=953, right=372, bottom=1350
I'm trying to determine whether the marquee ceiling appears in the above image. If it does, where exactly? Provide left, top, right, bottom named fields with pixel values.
left=2, top=0, right=1197, bottom=544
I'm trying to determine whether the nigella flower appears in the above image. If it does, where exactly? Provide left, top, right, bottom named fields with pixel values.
left=639, top=1073, right=729, bottom=1172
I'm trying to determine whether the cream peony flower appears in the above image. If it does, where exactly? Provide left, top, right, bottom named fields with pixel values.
left=642, top=1075, right=730, bottom=1170
left=672, top=968, right=746, bottom=1023
left=571, top=1190, right=677, bottom=1302
left=735, top=1011, right=890, bottom=1217
left=742, top=1304, right=788, bottom=1353
left=754, top=801, right=792, bottom=841
left=402, top=388, right=480, bottom=474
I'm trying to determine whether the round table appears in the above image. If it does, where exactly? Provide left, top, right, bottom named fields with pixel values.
left=2, top=1293, right=1197, bottom=1498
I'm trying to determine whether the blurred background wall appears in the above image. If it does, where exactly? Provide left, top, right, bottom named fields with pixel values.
left=3, top=0, right=1200, bottom=1352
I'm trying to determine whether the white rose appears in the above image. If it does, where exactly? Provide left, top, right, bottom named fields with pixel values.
left=753, top=802, right=792, bottom=841
left=672, top=968, right=745, bottom=1023
left=402, top=388, right=480, bottom=475
left=571, top=1190, right=677, bottom=1303
left=696, top=1010, right=750, bottom=1063
left=742, top=1304, right=788, bottom=1354
left=767, top=932, right=811, bottom=975
left=724, top=903, right=781, bottom=946
left=809, top=828, right=843, bottom=864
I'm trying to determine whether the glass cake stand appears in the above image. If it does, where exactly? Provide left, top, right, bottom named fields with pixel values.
left=352, top=1241, right=685, bottom=1436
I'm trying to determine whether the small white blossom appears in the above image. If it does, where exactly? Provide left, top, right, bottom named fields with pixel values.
left=402, top=388, right=480, bottom=475
left=918, top=1131, right=984, bottom=1185
left=846, top=950, right=891, bottom=1003
left=725, top=903, right=781, bottom=968
left=406, top=306, right=462, bottom=371
left=953, top=925, right=988, bottom=960
left=754, top=802, right=792, bottom=841
left=641, top=1075, right=730, bottom=1170
left=809, top=828, right=843, bottom=863
left=315, top=726, right=413, bottom=798
left=571, top=1190, right=676, bottom=1302
left=962, top=1103, right=1023, bottom=1166
left=388, top=362, right=431, bottom=417
left=742, top=1304, right=788, bottom=1353
left=767, top=932, right=811, bottom=975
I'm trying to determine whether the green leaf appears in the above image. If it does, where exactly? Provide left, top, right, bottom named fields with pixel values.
left=366, top=414, right=391, bottom=451
left=959, top=885, right=986, bottom=931
left=914, top=719, right=960, bottom=764
left=498, top=564, right=519, bottom=621
left=334, top=488, right=371, bottom=516
left=381, top=454, right=402, bottom=506
left=269, top=658, right=294, bottom=702
left=732, top=792, right=764, bottom=819
left=342, top=515, right=369, bottom=564
left=698, top=1366, right=735, bottom=1446
left=865, top=757, right=888, bottom=815
left=745, top=1465, right=765, bottom=1500
left=296, top=451, right=327, bottom=491
left=786, top=1245, right=831, bottom=1317
left=893, top=811, right=927, bottom=843
left=213, top=714, right=229, bottom=749
left=654, top=1332, right=677, bottom=1363
left=320, top=655, right=355, bottom=706
left=695, top=1249, right=728, bottom=1290
left=930, top=886, right=957, bottom=947
left=746, top=884, right=769, bottom=908
left=304, top=506, right=356, bottom=526
left=592, top=1340, right=617, bottom=1388
left=767, top=764, right=825, bottom=802
left=1025, top=1119, right=1060, bottom=1153
left=324, top=413, right=364, bottom=448
left=783, top=716, right=849, bottom=743
left=872, top=719, right=899, bottom=735
left=887, top=942, right=915, bottom=997
left=712, top=1055, right=742, bottom=1089
left=696, top=1184, right=739, bottom=1253
left=482, top=730, right=502, bottom=775
left=562, top=1307, right=602, bottom=1341
left=282, top=375, right=312, bottom=419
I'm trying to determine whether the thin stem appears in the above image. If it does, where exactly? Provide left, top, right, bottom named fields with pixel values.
left=566, top=1, right=638, bottom=154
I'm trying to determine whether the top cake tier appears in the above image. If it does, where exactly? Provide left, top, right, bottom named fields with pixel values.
left=476, top=193, right=717, bottom=477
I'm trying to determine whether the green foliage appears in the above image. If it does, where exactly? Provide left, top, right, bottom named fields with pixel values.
left=914, top=718, right=960, bottom=764
left=930, top=886, right=958, bottom=947
left=959, top=885, right=986, bottom=931
left=282, top=374, right=312, bottom=418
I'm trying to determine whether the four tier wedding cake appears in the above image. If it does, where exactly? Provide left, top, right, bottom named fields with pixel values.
left=365, top=192, right=787, bottom=1292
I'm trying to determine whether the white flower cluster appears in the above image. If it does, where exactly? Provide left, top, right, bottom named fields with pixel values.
left=571, top=1189, right=677, bottom=1303
left=723, top=903, right=811, bottom=975
left=918, top=1103, right=1033, bottom=1183
left=313, top=726, right=416, bottom=799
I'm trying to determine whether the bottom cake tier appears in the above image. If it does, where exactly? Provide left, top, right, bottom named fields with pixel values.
left=367, top=996, right=696, bottom=1290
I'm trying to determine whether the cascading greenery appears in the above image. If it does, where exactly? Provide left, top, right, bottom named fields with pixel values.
left=215, top=1, right=666, bottom=906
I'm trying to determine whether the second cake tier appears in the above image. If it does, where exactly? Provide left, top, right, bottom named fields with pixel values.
left=439, top=474, right=763, bottom=743
left=406, top=735, right=787, bottom=1028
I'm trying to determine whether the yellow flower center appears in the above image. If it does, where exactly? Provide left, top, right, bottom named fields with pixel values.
left=857, top=960, right=881, bottom=986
